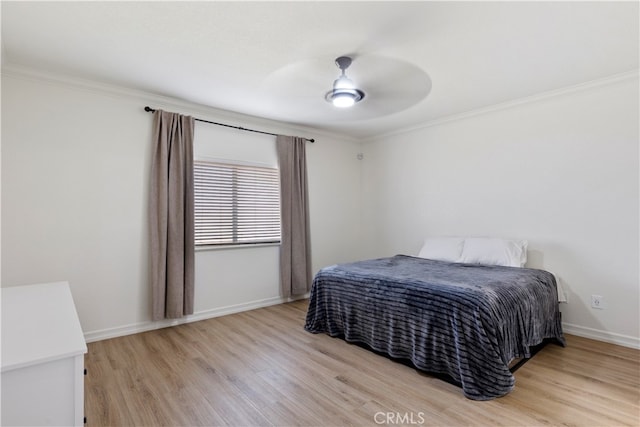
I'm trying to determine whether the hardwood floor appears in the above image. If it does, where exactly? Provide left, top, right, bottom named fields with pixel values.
left=85, top=300, right=640, bottom=426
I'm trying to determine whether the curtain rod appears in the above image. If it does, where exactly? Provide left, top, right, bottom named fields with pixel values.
left=144, top=106, right=315, bottom=143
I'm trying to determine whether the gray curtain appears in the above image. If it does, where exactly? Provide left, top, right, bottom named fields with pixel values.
left=276, top=135, right=312, bottom=298
left=149, top=110, right=195, bottom=320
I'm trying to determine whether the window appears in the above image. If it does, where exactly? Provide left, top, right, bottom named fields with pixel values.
left=194, top=160, right=281, bottom=246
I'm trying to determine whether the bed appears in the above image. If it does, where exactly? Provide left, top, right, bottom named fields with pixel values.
left=304, top=238, right=565, bottom=400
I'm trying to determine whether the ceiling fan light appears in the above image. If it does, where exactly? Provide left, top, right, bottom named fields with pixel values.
left=332, top=93, right=356, bottom=108
left=325, top=88, right=365, bottom=108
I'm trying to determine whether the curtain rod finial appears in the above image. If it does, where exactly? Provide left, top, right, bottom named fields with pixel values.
left=144, top=106, right=155, bottom=112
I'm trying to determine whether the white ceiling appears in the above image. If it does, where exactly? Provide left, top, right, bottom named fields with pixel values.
left=2, top=1, right=638, bottom=140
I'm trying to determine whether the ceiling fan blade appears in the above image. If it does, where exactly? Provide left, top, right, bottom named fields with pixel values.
left=259, top=54, right=431, bottom=123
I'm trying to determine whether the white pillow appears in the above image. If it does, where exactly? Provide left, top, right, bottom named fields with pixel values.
left=417, top=237, right=465, bottom=263
left=459, top=237, right=528, bottom=268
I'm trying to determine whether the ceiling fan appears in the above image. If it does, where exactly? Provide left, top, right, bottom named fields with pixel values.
left=260, top=53, right=432, bottom=121
left=325, top=56, right=365, bottom=108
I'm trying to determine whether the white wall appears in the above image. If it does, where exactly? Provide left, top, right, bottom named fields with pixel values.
left=3, top=67, right=638, bottom=348
left=1, top=69, right=363, bottom=341
left=361, top=74, right=639, bottom=347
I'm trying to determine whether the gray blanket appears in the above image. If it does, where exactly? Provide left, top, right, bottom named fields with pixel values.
left=304, top=255, right=565, bottom=400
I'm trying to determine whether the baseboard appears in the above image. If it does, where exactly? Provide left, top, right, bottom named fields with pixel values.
left=562, top=322, right=640, bottom=350
left=84, top=296, right=291, bottom=343
left=87, top=301, right=637, bottom=350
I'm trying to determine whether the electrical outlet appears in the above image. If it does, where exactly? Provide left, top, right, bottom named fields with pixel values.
left=591, top=294, right=604, bottom=309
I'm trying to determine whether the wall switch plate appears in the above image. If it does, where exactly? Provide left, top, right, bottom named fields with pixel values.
left=591, top=294, right=604, bottom=309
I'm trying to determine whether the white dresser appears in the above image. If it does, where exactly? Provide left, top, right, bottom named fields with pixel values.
left=1, top=282, right=87, bottom=426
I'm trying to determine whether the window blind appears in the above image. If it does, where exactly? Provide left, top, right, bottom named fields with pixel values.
left=194, top=160, right=281, bottom=246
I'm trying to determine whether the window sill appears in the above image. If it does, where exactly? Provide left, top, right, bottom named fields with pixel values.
left=195, top=242, right=280, bottom=252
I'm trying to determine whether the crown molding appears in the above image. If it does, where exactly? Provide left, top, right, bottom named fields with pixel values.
left=3, top=62, right=636, bottom=145
left=1, top=63, right=359, bottom=144
left=372, top=69, right=640, bottom=142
